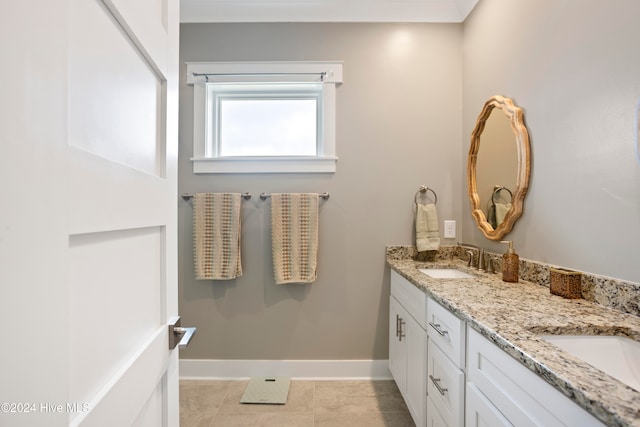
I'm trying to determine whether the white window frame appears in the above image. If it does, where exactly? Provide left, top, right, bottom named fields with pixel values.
left=186, top=61, right=343, bottom=174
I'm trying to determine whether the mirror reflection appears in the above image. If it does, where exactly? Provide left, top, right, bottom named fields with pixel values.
left=467, top=95, right=531, bottom=240
left=487, top=186, right=513, bottom=228
left=475, top=109, right=518, bottom=228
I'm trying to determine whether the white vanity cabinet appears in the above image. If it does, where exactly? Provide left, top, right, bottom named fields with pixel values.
left=426, top=297, right=466, bottom=427
left=466, top=327, right=606, bottom=427
left=389, top=265, right=611, bottom=427
left=389, top=271, right=427, bottom=427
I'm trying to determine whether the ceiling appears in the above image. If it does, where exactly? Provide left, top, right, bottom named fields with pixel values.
left=180, top=0, right=480, bottom=23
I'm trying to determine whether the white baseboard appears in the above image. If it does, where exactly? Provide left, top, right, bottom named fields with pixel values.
left=179, top=359, right=391, bottom=380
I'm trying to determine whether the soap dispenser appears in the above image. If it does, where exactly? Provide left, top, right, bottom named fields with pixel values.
left=500, top=240, right=519, bottom=283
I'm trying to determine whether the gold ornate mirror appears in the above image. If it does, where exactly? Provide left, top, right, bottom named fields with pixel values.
left=467, top=95, right=531, bottom=240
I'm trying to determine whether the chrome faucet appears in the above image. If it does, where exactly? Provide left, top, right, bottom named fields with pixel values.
left=457, top=242, right=485, bottom=272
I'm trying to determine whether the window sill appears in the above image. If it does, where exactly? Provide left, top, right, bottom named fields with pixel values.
left=192, top=156, right=338, bottom=174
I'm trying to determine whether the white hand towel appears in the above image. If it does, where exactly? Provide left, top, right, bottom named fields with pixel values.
left=193, top=193, right=243, bottom=280
left=271, top=193, right=319, bottom=284
left=416, top=203, right=440, bottom=252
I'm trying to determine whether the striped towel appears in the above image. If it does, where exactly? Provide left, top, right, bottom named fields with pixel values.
left=193, top=193, right=243, bottom=280
left=271, top=193, right=319, bottom=284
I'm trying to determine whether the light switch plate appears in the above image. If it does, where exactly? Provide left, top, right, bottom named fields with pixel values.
left=444, top=220, right=456, bottom=238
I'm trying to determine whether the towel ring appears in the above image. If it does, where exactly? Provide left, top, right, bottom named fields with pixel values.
left=491, top=186, right=513, bottom=205
left=414, top=186, right=437, bottom=206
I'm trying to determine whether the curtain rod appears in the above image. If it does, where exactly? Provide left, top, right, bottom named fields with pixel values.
left=191, top=71, right=327, bottom=82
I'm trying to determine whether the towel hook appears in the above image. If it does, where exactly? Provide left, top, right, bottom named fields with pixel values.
left=415, top=186, right=437, bottom=206
left=491, top=186, right=513, bottom=205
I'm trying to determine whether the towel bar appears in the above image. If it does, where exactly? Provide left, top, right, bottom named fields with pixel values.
left=260, top=192, right=330, bottom=201
left=181, top=192, right=251, bottom=201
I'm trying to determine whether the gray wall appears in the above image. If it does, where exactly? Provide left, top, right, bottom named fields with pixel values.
left=178, top=23, right=464, bottom=359
left=179, top=1, right=640, bottom=361
left=462, top=0, right=640, bottom=284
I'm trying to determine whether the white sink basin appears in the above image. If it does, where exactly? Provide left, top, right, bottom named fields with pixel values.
left=418, top=268, right=475, bottom=279
left=541, top=335, right=640, bottom=391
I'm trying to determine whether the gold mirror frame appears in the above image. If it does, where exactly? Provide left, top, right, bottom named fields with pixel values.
left=467, top=95, right=531, bottom=240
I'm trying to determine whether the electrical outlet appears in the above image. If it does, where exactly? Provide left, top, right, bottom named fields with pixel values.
left=444, top=220, right=456, bottom=238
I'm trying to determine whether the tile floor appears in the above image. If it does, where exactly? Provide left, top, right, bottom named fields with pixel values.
left=180, top=379, right=416, bottom=427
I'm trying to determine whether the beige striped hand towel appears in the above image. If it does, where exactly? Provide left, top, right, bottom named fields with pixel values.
left=193, top=193, right=243, bottom=280
left=271, top=193, right=319, bottom=284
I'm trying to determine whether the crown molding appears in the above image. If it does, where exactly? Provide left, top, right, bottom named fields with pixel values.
left=180, top=0, right=479, bottom=23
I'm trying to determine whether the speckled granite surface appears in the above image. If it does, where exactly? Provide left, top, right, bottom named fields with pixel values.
left=386, top=245, right=640, bottom=427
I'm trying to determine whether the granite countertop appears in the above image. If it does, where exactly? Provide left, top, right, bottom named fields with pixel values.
left=386, top=248, right=640, bottom=427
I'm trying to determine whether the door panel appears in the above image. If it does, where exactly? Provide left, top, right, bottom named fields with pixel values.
left=69, top=227, right=163, bottom=407
left=71, top=329, right=168, bottom=427
left=69, top=0, right=163, bottom=176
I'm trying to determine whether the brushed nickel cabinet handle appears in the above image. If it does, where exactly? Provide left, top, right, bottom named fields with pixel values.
left=429, top=322, right=449, bottom=337
left=429, top=375, right=448, bottom=396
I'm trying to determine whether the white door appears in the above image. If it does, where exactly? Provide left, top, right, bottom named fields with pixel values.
left=0, top=0, right=181, bottom=426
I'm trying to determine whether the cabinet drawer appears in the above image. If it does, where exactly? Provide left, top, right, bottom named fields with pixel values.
left=427, top=297, right=466, bottom=368
left=428, top=339, right=465, bottom=427
left=391, top=270, right=426, bottom=327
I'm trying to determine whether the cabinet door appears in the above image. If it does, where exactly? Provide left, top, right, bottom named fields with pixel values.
left=428, top=396, right=451, bottom=427
left=406, top=312, right=427, bottom=426
left=466, top=383, right=511, bottom=427
left=389, top=296, right=407, bottom=393
left=428, top=340, right=465, bottom=427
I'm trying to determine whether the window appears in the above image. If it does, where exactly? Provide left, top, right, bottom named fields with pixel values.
left=211, top=83, right=320, bottom=157
left=187, top=61, right=343, bottom=173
